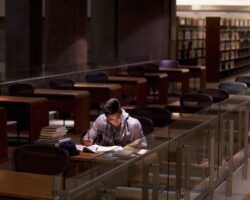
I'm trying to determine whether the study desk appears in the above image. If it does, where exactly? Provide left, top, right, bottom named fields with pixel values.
left=0, top=107, right=7, bottom=160
left=159, top=68, right=190, bottom=94
left=117, top=72, right=168, bottom=103
left=34, top=89, right=90, bottom=134
left=0, top=96, right=49, bottom=141
left=74, top=82, right=122, bottom=104
left=144, top=72, right=168, bottom=103
left=171, top=112, right=216, bottom=122
left=107, top=76, right=148, bottom=106
left=179, top=65, right=206, bottom=90
left=0, top=170, right=53, bottom=200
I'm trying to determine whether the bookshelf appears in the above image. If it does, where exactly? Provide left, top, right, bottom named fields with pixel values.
left=177, top=17, right=206, bottom=66
left=206, top=17, right=250, bottom=82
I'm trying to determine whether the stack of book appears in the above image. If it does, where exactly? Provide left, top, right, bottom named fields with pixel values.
left=37, top=125, right=68, bottom=144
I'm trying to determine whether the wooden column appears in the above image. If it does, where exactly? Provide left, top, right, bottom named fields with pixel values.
left=44, top=0, right=87, bottom=72
left=5, top=0, right=43, bottom=79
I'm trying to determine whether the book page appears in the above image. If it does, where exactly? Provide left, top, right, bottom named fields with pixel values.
left=81, top=144, right=123, bottom=153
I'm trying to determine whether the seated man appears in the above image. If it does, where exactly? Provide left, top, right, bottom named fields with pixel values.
left=82, top=98, right=147, bottom=148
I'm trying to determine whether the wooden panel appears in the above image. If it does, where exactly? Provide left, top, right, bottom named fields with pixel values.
left=206, top=17, right=220, bottom=82
left=0, top=107, right=7, bottom=160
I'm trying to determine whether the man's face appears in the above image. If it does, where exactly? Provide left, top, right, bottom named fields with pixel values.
left=107, top=111, right=122, bottom=127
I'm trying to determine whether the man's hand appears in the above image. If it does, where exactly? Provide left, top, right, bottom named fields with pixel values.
left=82, top=137, right=93, bottom=146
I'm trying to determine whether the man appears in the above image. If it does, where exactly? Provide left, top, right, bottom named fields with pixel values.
left=82, top=98, right=147, bottom=148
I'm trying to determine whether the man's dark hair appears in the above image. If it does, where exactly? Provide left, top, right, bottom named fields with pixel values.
left=103, top=98, right=121, bottom=116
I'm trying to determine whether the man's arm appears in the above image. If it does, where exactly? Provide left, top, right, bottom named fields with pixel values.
left=82, top=116, right=102, bottom=146
left=129, top=120, right=147, bottom=149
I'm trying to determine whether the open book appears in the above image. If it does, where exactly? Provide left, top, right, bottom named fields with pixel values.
left=76, top=144, right=123, bottom=153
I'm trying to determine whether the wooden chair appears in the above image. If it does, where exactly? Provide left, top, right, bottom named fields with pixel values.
left=49, top=78, right=75, bottom=90
left=49, top=78, right=75, bottom=126
left=218, top=82, right=247, bottom=95
left=130, top=115, right=154, bottom=136
left=180, top=93, right=213, bottom=113
left=85, top=71, right=108, bottom=83
left=129, top=107, right=171, bottom=128
left=198, top=88, right=229, bottom=103
left=127, top=65, right=145, bottom=77
left=9, top=83, right=35, bottom=96
left=12, top=143, right=69, bottom=189
left=235, top=76, right=250, bottom=87
left=8, top=83, right=35, bottom=145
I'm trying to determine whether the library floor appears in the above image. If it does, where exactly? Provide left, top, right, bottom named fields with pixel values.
left=214, top=158, right=250, bottom=200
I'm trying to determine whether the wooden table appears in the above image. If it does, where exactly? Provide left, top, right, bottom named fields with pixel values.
left=159, top=68, right=190, bottom=94
left=0, top=96, right=49, bottom=141
left=144, top=72, right=168, bottom=103
left=107, top=76, right=148, bottom=106
left=0, top=107, right=7, bottom=160
left=153, top=127, right=188, bottom=140
left=171, top=112, right=216, bottom=122
left=179, top=65, right=206, bottom=90
left=117, top=72, right=168, bottom=104
left=74, top=82, right=122, bottom=104
left=71, top=152, right=103, bottom=161
left=34, top=89, right=90, bottom=135
left=0, top=170, right=53, bottom=199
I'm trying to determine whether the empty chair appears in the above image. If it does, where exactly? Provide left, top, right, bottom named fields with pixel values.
left=8, top=83, right=35, bottom=145
left=12, top=144, right=69, bottom=188
left=159, top=59, right=178, bottom=69
left=131, top=116, right=154, bottom=136
left=127, top=66, right=145, bottom=77
left=129, top=107, right=171, bottom=127
left=198, top=88, right=229, bottom=103
left=235, top=76, right=250, bottom=87
left=143, top=63, right=159, bottom=72
left=218, top=82, right=247, bottom=95
left=180, top=93, right=213, bottom=113
left=9, top=83, right=34, bottom=96
left=85, top=71, right=108, bottom=83
left=49, top=78, right=75, bottom=125
left=49, top=78, right=75, bottom=90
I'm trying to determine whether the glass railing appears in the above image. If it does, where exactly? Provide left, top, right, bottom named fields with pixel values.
left=57, top=93, right=250, bottom=199
left=1, top=61, right=250, bottom=199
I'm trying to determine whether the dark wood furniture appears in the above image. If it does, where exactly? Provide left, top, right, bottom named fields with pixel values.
left=107, top=76, right=148, bottom=106
left=74, top=82, right=122, bottom=104
left=159, top=68, right=190, bottom=94
left=116, top=72, right=168, bottom=104
left=34, top=89, right=90, bottom=135
left=0, top=96, right=49, bottom=142
left=180, top=65, right=206, bottom=90
left=0, top=170, right=53, bottom=200
left=0, top=107, right=7, bottom=160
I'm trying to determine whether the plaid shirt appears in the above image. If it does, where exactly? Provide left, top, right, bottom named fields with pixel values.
left=84, top=109, right=147, bottom=147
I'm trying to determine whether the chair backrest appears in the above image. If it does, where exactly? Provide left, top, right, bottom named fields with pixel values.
left=49, top=78, right=75, bottom=90
left=130, top=115, right=154, bottom=136
left=85, top=71, right=108, bottom=83
left=129, top=107, right=171, bottom=127
left=180, top=93, right=213, bottom=113
left=9, top=83, right=35, bottom=96
left=218, top=82, right=247, bottom=95
left=143, top=63, right=159, bottom=72
left=12, top=144, right=69, bottom=176
left=127, top=66, right=145, bottom=76
left=235, top=76, right=250, bottom=87
left=198, top=88, right=229, bottom=103
left=159, top=59, right=178, bottom=69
